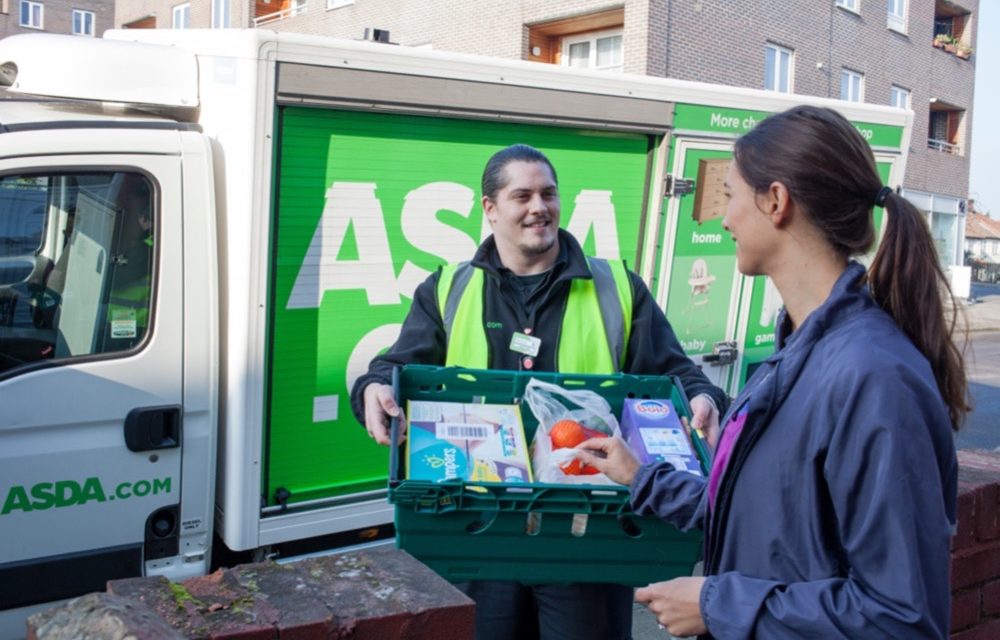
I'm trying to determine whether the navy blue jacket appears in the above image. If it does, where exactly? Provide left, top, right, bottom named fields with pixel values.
left=631, top=262, right=958, bottom=639
left=350, top=230, right=728, bottom=422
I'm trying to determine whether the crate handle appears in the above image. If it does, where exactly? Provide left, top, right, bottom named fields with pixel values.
left=525, top=487, right=593, bottom=513
left=464, top=511, right=498, bottom=535
left=617, top=514, right=644, bottom=539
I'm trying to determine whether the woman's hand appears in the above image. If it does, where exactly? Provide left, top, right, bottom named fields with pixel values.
left=635, top=577, right=708, bottom=637
left=574, top=436, right=641, bottom=486
left=689, top=394, right=720, bottom=449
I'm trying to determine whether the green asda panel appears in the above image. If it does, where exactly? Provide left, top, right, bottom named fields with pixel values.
left=264, top=106, right=653, bottom=506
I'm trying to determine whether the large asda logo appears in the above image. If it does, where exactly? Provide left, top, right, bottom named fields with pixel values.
left=1, top=476, right=172, bottom=515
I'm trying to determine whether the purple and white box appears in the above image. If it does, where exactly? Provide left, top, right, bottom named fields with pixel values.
left=620, top=399, right=702, bottom=476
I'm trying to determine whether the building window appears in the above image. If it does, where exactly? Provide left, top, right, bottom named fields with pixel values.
left=928, top=104, right=964, bottom=155
left=764, top=44, right=793, bottom=93
left=934, top=0, right=971, bottom=47
left=172, top=3, right=190, bottom=28
left=72, top=9, right=95, bottom=36
left=562, top=29, right=623, bottom=72
left=889, top=85, right=910, bottom=110
left=19, top=0, right=42, bottom=29
left=211, top=0, right=230, bottom=27
left=327, top=0, right=353, bottom=8
left=840, top=69, right=864, bottom=102
left=903, top=189, right=963, bottom=267
left=527, top=8, right=624, bottom=67
left=836, top=0, right=859, bottom=12
left=291, top=0, right=307, bottom=16
left=887, top=0, right=907, bottom=33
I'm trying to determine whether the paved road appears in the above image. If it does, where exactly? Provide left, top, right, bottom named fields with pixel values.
left=961, top=282, right=1000, bottom=451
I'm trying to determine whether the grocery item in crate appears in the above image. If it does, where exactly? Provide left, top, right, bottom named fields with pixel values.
left=620, top=398, right=703, bottom=476
left=548, top=419, right=608, bottom=475
left=523, top=378, right=623, bottom=485
left=405, top=401, right=533, bottom=483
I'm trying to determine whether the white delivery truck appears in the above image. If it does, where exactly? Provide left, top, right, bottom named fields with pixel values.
left=0, top=29, right=912, bottom=634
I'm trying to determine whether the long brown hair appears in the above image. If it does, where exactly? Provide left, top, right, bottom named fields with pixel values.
left=733, top=105, right=969, bottom=429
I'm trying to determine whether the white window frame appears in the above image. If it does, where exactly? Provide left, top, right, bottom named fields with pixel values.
left=291, top=0, right=307, bottom=16
left=840, top=68, right=864, bottom=102
left=211, top=0, right=230, bottom=28
left=887, top=0, right=907, bottom=33
left=172, top=3, right=190, bottom=29
left=19, top=0, right=43, bottom=29
left=764, top=43, right=793, bottom=93
left=561, top=28, right=624, bottom=72
left=72, top=9, right=95, bottom=36
left=889, top=85, right=910, bottom=110
left=836, top=0, right=859, bottom=13
left=327, top=0, right=353, bottom=8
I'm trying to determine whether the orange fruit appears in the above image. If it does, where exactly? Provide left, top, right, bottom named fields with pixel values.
left=560, top=458, right=601, bottom=475
left=554, top=425, right=608, bottom=475
left=549, top=419, right=586, bottom=449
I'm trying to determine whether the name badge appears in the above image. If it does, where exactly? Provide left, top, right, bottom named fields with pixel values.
left=509, top=332, right=541, bottom=357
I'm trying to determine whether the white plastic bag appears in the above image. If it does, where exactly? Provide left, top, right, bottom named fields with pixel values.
left=523, top=378, right=622, bottom=486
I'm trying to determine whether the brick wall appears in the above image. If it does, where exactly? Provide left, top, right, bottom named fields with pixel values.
left=27, top=548, right=475, bottom=640
left=951, top=449, right=1000, bottom=639
left=115, top=0, right=251, bottom=29
left=665, top=0, right=977, bottom=201
left=0, top=0, right=113, bottom=38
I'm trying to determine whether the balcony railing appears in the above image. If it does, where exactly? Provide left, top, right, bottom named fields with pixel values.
left=928, top=138, right=961, bottom=155
left=254, top=2, right=307, bottom=26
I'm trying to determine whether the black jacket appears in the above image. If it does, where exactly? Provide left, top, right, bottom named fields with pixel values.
left=350, top=230, right=728, bottom=422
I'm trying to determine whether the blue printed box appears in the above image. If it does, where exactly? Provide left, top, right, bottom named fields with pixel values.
left=406, top=401, right=533, bottom=484
left=620, top=399, right=702, bottom=476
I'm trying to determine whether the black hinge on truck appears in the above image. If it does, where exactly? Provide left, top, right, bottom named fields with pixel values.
left=664, top=175, right=696, bottom=197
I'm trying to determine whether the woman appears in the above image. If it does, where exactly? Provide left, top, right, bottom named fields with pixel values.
left=577, top=105, right=967, bottom=639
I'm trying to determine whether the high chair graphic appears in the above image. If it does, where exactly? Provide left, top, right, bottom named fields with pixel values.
left=682, top=258, right=716, bottom=335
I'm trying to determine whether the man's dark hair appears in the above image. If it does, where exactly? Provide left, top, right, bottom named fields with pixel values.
left=481, top=144, right=558, bottom=201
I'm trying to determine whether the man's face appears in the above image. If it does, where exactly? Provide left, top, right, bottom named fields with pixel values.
left=483, top=161, right=561, bottom=261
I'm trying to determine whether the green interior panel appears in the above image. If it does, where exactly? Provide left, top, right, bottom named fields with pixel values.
left=265, top=107, right=654, bottom=506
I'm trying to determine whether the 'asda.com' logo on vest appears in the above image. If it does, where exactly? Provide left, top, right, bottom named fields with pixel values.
left=1, top=476, right=172, bottom=515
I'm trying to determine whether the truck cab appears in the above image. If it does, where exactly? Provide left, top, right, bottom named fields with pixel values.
left=0, top=37, right=218, bottom=628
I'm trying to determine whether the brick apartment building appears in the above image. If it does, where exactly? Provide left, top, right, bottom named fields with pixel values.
left=113, top=0, right=978, bottom=268
left=0, top=0, right=113, bottom=38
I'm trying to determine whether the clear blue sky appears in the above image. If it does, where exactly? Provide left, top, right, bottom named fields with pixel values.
left=970, top=1, right=998, bottom=216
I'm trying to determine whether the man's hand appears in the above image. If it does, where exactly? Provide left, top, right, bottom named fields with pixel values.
left=574, top=436, right=641, bottom=486
left=689, top=394, right=720, bottom=449
left=362, top=383, right=404, bottom=446
left=635, top=577, right=708, bottom=637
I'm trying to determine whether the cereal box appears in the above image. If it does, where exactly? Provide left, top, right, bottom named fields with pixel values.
left=406, top=401, right=533, bottom=483
left=620, top=398, right=702, bottom=476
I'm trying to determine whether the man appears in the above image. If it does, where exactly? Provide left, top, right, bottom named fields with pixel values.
left=351, top=144, right=727, bottom=640
left=106, top=175, right=155, bottom=348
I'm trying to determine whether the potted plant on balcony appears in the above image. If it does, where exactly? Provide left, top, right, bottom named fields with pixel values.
left=956, top=43, right=973, bottom=59
left=933, top=33, right=952, bottom=49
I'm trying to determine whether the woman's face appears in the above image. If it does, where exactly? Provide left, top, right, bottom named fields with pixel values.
left=722, top=161, right=777, bottom=277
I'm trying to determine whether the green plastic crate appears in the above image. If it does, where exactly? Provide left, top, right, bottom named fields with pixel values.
left=388, top=365, right=712, bottom=586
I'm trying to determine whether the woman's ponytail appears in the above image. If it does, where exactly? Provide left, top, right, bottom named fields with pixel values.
left=868, top=192, right=971, bottom=429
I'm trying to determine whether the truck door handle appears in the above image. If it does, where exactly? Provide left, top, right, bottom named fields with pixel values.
left=124, top=405, right=182, bottom=452
left=702, top=341, right=738, bottom=367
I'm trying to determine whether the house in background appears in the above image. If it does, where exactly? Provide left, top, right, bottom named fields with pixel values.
left=1, top=0, right=114, bottom=39
left=965, top=205, right=1000, bottom=283
left=112, top=0, right=979, bottom=276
